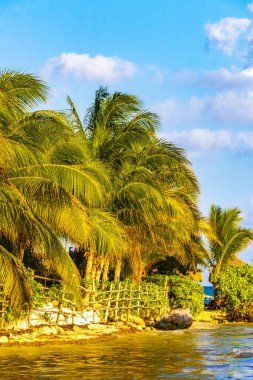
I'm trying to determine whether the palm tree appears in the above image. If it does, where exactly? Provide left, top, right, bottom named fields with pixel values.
left=0, top=70, right=109, bottom=311
left=205, top=204, right=253, bottom=299
left=67, top=87, right=204, bottom=283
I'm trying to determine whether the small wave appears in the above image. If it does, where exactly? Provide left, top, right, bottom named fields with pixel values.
left=232, top=347, right=253, bottom=357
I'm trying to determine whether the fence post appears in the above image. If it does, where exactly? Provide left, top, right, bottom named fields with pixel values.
left=56, top=289, right=65, bottom=325
left=1, top=293, right=6, bottom=328
left=92, top=279, right=96, bottom=324
left=114, top=283, right=121, bottom=321
left=127, top=284, right=133, bottom=322
left=72, top=304, right=76, bottom=325
left=120, top=286, right=126, bottom=320
left=27, top=305, right=32, bottom=328
left=137, top=285, right=141, bottom=316
left=145, top=284, right=149, bottom=319
left=104, top=283, right=113, bottom=323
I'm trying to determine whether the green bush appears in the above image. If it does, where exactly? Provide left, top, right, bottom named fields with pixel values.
left=31, top=280, right=46, bottom=308
left=217, top=264, right=253, bottom=321
left=145, top=274, right=204, bottom=316
left=167, top=275, right=204, bottom=316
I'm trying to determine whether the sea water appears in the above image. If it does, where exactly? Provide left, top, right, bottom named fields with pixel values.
left=1, top=324, right=253, bottom=379
left=204, top=285, right=214, bottom=305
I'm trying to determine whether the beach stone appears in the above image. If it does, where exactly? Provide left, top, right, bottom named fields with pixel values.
left=52, top=300, right=59, bottom=307
left=111, top=321, right=125, bottom=327
left=129, top=315, right=146, bottom=328
left=36, top=325, right=58, bottom=335
left=87, top=323, right=106, bottom=330
left=8, top=333, right=19, bottom=341
left=55, top=326, right=64, bottom=334
left=0, top=335, right=8, bottom=343
left=73, top=325, right=83, bottom=332
left=159, top=308, right=193, bottom=330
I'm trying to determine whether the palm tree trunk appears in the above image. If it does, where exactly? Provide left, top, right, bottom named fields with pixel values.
left=91, top=256, right=97, bottom=280
left=114, top=259, right=122, bottom=282
left=213, top=286, right=219, bottom=304
left=85, top=251, right=94, bottom=279
left=131, top=242, right=142, bottom=286
left=95, top=257, right=104, bottom=282
left=102, top=257, right=110, bottom=283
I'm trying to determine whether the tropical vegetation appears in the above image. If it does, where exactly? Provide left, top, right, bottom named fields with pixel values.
left=215, top=264, right=253, bottom=321
left=0, top=69, right=252, bottom=320
left=204, top=205, right=253, bottom=299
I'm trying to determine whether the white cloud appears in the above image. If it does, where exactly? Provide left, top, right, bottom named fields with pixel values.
left=205, top=17, right=251, bottom=55
left=173, top=67, right=253, bottom=90
left=153, top=89, right=253, bottom=126
left=248, top=2, right=253, bottom=13
left=43, top=52, right=138, bottom=83
left=160, top=129, right=253, bottom=155
left=144, top=64, right=165, bottom=83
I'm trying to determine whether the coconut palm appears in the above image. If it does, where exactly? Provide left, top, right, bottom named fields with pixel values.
left=0, top=70, right=109, bottom=311
left=205, top=204, right=253, bottom=298
left=66, top=88, right=204, bottom=283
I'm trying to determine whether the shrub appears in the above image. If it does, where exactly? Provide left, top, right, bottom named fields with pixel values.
left=145, top=274, right=204, bottom=316
left=31, top=279, right=46, bottom=308
left=217, top=264, right=253, bottom=321
left=167, top=275, right=204, bottom=316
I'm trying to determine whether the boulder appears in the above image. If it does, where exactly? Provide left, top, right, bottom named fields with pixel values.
left=128, top=315, right=146, bottom=328
left=73, top=325, right=83, bottom=332
left=8, top=333, right=19, bottom=341
left=55, top=326, right=64, bottom=334
left=36, top=325, right=58, bottom=335
left=159, top=308, right=193, bottom=330
left=87, top=323, right=107, bottom=330
left=0, top=335, right=8, bottom=343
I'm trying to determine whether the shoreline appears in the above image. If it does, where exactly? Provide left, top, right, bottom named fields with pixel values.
left=0, top=322, right=139, bottom=348
left=0, top=318, right=248, bottom=348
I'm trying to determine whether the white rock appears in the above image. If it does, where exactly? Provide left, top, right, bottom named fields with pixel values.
left=0, top=336, right=8, bottom=343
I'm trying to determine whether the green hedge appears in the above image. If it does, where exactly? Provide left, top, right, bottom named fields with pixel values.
left=145, top=275, right=204, bottom=316
left=217, top=264, right=253, bottom=321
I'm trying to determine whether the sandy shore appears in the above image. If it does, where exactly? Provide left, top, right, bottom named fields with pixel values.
left=0, top=310, right=236, bottom=348
left=0, top=322, right=141, bottom=347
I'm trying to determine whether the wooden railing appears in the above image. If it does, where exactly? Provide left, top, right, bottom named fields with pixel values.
left=0, top=285, right=8, bottom=328
left=0, top=277, right=170, bottom=328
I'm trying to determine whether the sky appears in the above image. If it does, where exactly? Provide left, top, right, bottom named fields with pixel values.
left=1, top=0, right=253, bottom=283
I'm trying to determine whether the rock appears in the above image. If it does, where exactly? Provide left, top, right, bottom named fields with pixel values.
left=36, top=325, right=58, bottom=335
left=128, top=315, right=146, bottom=328
left=127, top=322, right=143, bottom=330
left=0, top=336, right=8, bottom=343
left=52, top=300, right=59, bottom=307
left=55, top=326, right=64, bottom=334
left=87, top=323, right=107, bottom=330
left=159, top=308, right=193, bottom=330
left=50, top=326, right=58, bottom=334
left=8, top=333, right=19, bottom=341
left=111, top=321, right=125, bottom=327
left=73, top=325, right=83, bottom=332
left=82, top=310, right=100, bottom=324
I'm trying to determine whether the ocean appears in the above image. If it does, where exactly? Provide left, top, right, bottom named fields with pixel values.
left=203, top=285, right=214, bottom=305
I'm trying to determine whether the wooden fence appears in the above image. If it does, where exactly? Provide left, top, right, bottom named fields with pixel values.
left=0, top=276, right=170, bottom=328
left=0, top=284, right=8, bottom=328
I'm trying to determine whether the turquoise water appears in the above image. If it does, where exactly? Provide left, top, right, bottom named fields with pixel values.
left=204, top=286, right=214, bottom=305
left=204, top=286, right=214, bottom=298
left=1, top=324, right=253, bottom=379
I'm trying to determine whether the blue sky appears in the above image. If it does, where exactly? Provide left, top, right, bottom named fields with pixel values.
left=2, top=0, right=253, bottom=283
